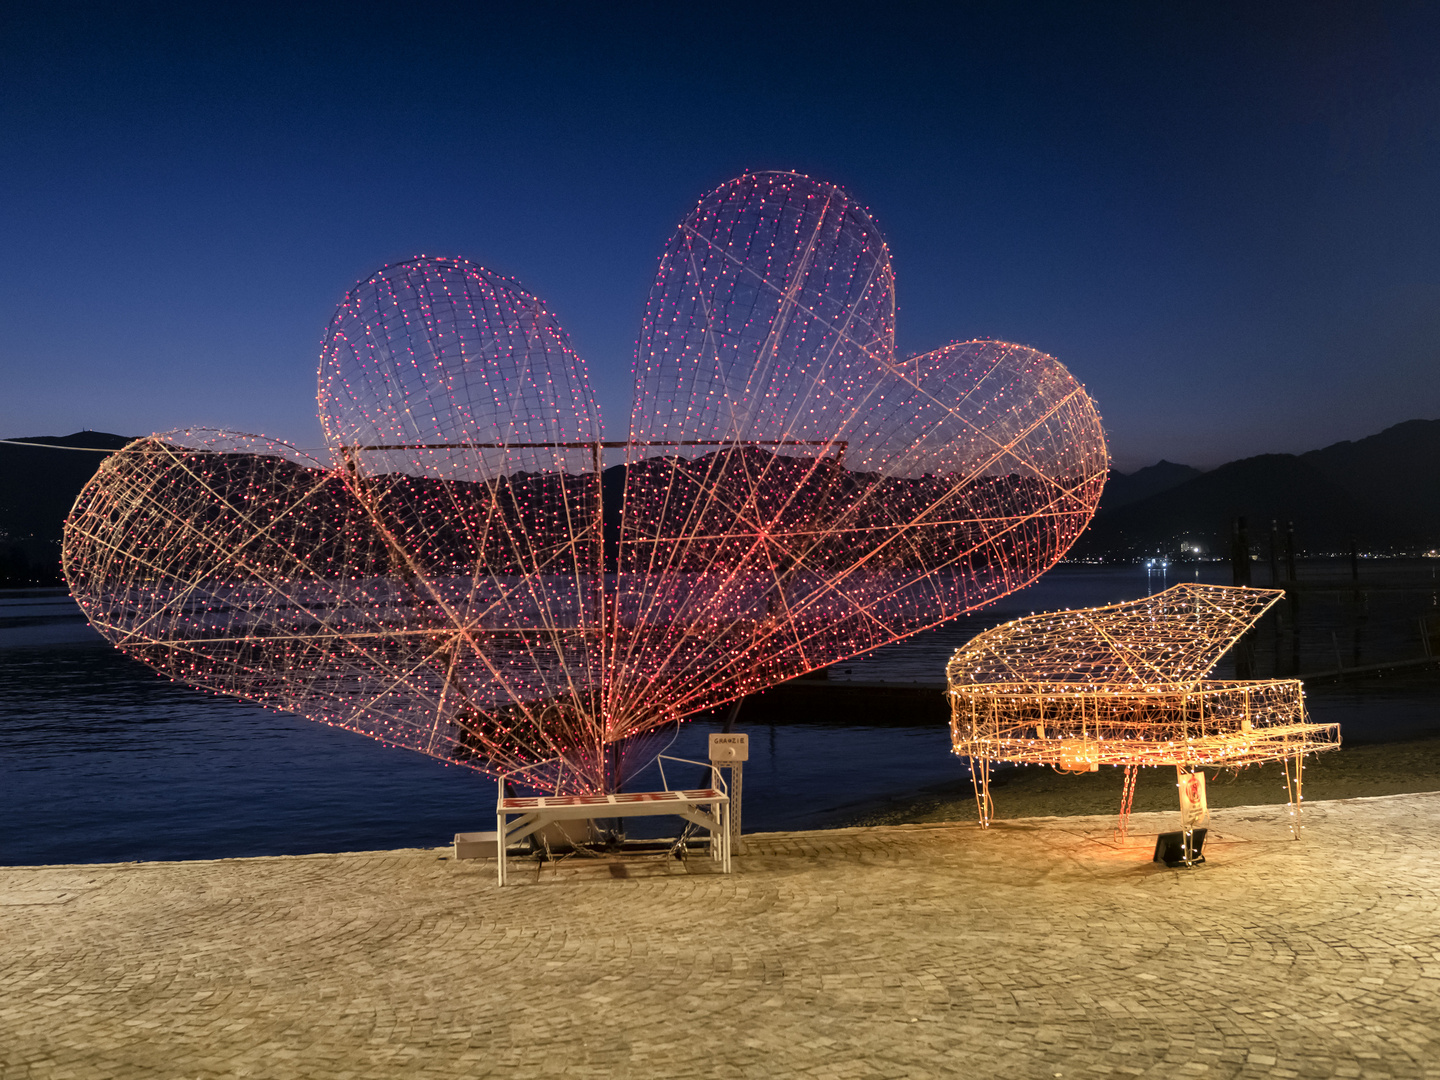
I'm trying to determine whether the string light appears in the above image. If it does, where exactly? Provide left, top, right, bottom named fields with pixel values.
left=947, top=583, right=1340, bottom=832
left=63, top=171, right=1108, bottom=794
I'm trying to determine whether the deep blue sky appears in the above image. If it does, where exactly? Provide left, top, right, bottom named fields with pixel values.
left=3, top=1, right=1437, bottom=471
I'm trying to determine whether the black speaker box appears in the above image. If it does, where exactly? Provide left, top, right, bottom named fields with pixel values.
left=1153, top=828, right=1206, bottom=867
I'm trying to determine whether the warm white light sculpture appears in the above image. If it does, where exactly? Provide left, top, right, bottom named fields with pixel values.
left=947, top=583, right=1340, bottom=835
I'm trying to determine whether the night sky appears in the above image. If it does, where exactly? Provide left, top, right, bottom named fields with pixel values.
left=3, top=2, right=1437, bottom=471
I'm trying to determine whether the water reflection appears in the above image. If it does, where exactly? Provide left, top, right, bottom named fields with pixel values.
left=5, top=561, right=1440, bottom=865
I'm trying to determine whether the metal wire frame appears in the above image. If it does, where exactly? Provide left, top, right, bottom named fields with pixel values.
left=947, top=584, right=1340, bottom=833
left=63, top=172, right=1110, bottom=794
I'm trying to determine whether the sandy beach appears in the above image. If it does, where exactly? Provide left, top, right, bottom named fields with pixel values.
left=854, top=732, right=1440, bottom=826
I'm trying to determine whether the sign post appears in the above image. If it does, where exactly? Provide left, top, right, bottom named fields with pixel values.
left=1177, top=768, right=1210, bottom=866
left=708, top=732, right=748, bottom=855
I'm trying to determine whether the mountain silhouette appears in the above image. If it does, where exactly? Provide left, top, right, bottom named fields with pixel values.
left=1098, top=460, right=1202, bottom=513
left=0, top=433, right=134, bottom=585
left=7, top=420, right=1440, bottom=583
left=1299, top=419, right=1440, bottom=542
left=1075, top=419, right=1440, bottom=558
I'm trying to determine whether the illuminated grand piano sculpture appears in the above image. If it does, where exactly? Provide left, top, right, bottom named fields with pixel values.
left=946, top=583, right=1340, bottom=845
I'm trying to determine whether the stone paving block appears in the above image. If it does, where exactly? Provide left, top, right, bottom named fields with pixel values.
left=1, top=795, right=1439, bottom=1077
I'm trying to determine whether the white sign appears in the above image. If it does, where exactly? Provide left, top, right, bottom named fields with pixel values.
left=709, top=732, right=749, bottom=762
left=1178, top=770, right=1209, bottom=829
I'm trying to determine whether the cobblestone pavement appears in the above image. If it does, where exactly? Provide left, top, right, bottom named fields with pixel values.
left=3, top=794, right=1439, bottom=1079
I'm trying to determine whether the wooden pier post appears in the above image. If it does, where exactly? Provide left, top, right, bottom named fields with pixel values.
left=1231, top=517, right=1252, bottom=587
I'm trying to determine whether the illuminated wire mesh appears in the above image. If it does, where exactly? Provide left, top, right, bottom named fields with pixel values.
left=946, top=583, right=1341, bottom=819
left=64, top=172, right=1108, bottom=794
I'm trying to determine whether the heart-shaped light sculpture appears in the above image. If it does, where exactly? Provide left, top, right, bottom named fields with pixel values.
left=63, top=172, right=1108, bottom=793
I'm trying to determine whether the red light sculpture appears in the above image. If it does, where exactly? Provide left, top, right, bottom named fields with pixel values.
left=63, top=172, right=1108, bottom=793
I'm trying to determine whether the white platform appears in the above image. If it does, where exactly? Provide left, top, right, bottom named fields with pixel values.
left=495, top=758, right=731, bottom=885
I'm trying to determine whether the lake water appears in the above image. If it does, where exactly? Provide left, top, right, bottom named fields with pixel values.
left=4, top=562, right=1439, bottom=866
